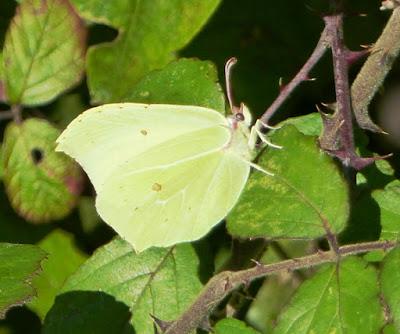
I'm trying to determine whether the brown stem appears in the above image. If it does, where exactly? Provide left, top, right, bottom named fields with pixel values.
left=324, top=15, right=356, bottom=163
left=164, top=240, right=397, bottom=334
left=260, top=26, right=330, bottom=124
left=11, top=105, right=22, bottom=124
left=0, top=110, right=15, bottom=121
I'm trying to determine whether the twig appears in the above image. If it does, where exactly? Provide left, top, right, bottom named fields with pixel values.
left=326, top=14, right=355, bottom=158
left=11, top=105, right=22, bottom=124
left=260, top=26, right=330, bottom=124
left=164, top=240, right=397, bottom=334
left=0, top=110, right=15, bottom=121
left=319, top=13, right=391, bottom=170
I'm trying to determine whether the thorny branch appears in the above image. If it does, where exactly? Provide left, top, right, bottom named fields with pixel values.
left=163, top=240, right=397, bottom=334
left=260, top=5, right=398, bottom=170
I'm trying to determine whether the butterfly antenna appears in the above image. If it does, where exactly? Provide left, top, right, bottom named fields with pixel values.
left=225, top=57, right=242, bottom=118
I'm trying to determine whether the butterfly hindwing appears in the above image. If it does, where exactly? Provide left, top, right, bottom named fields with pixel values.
left=97, top=148, right=249, bottom=251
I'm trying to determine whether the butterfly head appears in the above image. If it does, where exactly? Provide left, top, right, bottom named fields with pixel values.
left=228, top=102, right=253, bottom=131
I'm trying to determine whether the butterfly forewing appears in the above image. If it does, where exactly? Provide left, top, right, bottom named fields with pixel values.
left=56, top=103, right=251, bottom=251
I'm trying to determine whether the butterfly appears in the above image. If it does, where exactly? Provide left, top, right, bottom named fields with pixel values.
left=56, top=58, right=280, bottom=252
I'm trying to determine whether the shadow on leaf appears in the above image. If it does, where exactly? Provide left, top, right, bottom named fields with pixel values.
left=43, top=291, right=135, bottom=334
left=339, top=191, right=381, bottom=244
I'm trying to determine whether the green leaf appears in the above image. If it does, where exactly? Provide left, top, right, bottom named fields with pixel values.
left=0, top=52, right=5, bottom=102
left=228, top=125, right=349, bottom=239
left=273, top=257, right=383, bottom=334
left=43, top=238, right=204, bottom=334
left=381, top=248, right=400, bottom=331
left=382, top=324, right=398, bottom=334
left=27, top=229, right=87, bottom=320
left=372, top=180, right=400, bottom=241
left=282, top=113, right=322, bottom=137
left=357, top=159, right=395, bottom=189
left=3, top=0, right=86, bottom=105
left=126, top=58, right=225, bottom=113
left=0, top=243, right=46, bottom=318
left=78, top=196, right=102, bottom=235
left=2, top=118, right=82, bottom=222
left=71, top=0, right=221, bottom=103
left=214, top=318, right=261, bottom=334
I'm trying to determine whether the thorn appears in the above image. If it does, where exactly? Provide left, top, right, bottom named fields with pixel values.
left=199, top=317, right=213, bottom=332
left=346, top=49, right=370, bottom=66
left=305, top=76, right=317, bottom=82
left=345, top=11, right=368, bottom=18
left=360, top=43, right=374, bottom=50
left=330, top=151, right=393, bottom=170
left=250, top=258, right=262, bottom=267
left=315, top=103, right=327, bottom=115
left=223, top=276, right=233, bottom=292
left=279, top=77, right=286, bottom=92
left=320, top=101, right=337, bottom=112
left=150, top=314, right=172, bottom=333
left=315, top=104, right=331, bottom=117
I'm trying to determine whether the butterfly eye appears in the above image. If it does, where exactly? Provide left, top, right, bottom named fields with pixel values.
left=234, top=113, right=245, bottom=122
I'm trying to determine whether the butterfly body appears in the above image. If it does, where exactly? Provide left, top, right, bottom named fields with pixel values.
left=56, top=103, right=254, bottom=251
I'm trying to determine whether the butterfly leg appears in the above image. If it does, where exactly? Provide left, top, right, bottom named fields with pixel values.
left=248, top=161, right=274, bottom=176
left=252, top=119, right=283, bottom=149
left=258, top=119, right=281, bottom=131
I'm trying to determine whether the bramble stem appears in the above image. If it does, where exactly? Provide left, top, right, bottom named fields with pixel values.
left=11, top=105, right=22, bottom=124
left=165, top=240, right=397, bottom=334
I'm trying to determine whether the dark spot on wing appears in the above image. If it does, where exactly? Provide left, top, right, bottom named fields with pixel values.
left=140, top=129, right=148, bottom=136
left=152, top=183, right=162, bottom=192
